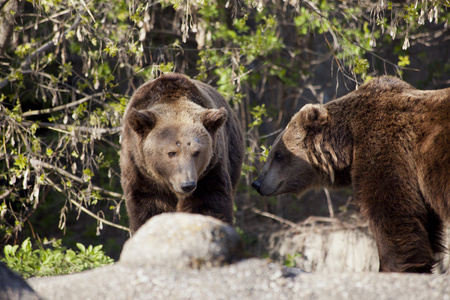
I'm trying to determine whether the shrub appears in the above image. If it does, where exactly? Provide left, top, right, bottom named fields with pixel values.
left=1, top=238, right=114, bottom=278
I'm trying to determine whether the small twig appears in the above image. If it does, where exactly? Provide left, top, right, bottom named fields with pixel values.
left=324, top=188, right=334, bottom=218
left=22, top=120, right=122, bottom=135
left=46, top=172, right=130, bottom=233
left=69, top=197, right=130, bottom=233
left=301, top=216, right=338, bottom=225
left=259, top=128, right=283, bottom=139
left=79, top=0, right=96, bottom=23
left=22, top=92, right=104, bottom=117
left=29, top=158, right=123, bottom=199
left=250, top=207, right=302, bottom=230
left=323, top=32, right=344, bottom=75
left=0, top=189, right=12, bottom=200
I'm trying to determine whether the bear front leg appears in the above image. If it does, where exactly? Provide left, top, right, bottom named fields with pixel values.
left=358, top=185, right=444, bottom=273
left=126, top=190, right=177, bottom=233
left=353, top=146, right=447, bottom=273
left=177, top=192, right=234, bottom=225
left=370, top=216, right=439, bottom=273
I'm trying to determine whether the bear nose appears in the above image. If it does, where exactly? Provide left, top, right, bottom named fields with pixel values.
left=180, top=181, right=197, bottom=193
left=251, top=179, right=261, bottom=193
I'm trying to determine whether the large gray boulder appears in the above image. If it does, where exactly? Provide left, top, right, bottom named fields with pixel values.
left=0, top=262, right=41, bottom=300
left=120, top=212, right=243, bottom=269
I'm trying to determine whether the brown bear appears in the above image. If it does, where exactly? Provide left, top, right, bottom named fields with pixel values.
left=120, top=73, right=244, bottom=233
left=252, top=76, right=450, bottom=273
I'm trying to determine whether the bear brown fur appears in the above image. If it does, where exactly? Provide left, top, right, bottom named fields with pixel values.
left=252, top=76, right=450, bottom=273
left=120, top=74, right=244, bottom=233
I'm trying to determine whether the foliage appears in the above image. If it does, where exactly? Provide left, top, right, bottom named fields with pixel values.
left=1, top=238, right=113, bottom=278
left=0, top=0, right=447, bottom=259
left=284, top=253, right=303, bottom=268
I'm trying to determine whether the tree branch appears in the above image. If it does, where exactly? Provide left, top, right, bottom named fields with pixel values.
left=46, top=177, right=130, bottom=233
left=324, top=188, right=334, bottom=218
left=22, top=92, right=104, bottom=117
left=28, top=158, right=123, bottom=199
left=0, top=13, right=82, bottom=90
left=22, top=120, right=122, bottom=135
left=250, top=207, right=303, bottom=230
left=69, top=197, right=130, bottom=233
left=0, top=189, right=12, bottom=200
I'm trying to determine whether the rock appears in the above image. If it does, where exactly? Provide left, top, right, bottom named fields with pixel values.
left=24, top=213, right=450, bottom=299
left=119, top=212, right=244, bottom=269
left=0, top=262, right=41, bottom=300
left=264, top=226, right=379, bottom=272
left=27, top=258, right=450, bottom=300
left=251, top=224, right=450, bottom=273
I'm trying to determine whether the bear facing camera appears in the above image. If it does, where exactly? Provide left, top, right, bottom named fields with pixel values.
left=120, top=74, right=244, bottom=233
left=253, top=76, right=449, bottom=273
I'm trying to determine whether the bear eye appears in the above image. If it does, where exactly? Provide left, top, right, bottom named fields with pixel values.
left=274, top=152, right=283, bottom=160
left=168, top=152, right=177, bottom=158
left=193, top=151, right=200, bottom=157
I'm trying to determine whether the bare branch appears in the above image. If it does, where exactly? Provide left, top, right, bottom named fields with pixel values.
left=22, top=92, right=105, bottom=117
left=45, top=177, right=130, bottom=233
left=69, top=197, right=130, bottom=233
left=250, top=207, right=303, bottom=230
left=28, top=158, right=123, bottom=199
left=22, top=121, right=122, bottom=135
left=259, top=128, right=283, bottom=139
left=0, top=189, right=12, bottom=200
left=324, top=188, right=334, bottom=218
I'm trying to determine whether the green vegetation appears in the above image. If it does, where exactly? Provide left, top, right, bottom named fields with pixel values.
left=284, top=253, right=303, bottom=268
left=1, top=238, right=113, bottom=278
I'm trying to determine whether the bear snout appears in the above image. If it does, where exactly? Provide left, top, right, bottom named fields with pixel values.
left=180, top=181, right=197, bottom=193
left=251, top=179, right=261, bottom=194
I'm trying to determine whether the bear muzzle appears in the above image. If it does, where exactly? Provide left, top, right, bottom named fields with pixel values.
left=180, top=181, right=197, bottom=193
left=251, top=179, right=262, bottom=194
left=252, top=176, right=283, bottom=196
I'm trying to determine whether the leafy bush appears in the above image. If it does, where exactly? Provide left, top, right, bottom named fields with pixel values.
left=1, top=238, right=114, bottom=278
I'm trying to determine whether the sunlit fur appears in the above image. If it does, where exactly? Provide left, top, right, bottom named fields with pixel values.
left=254, top=76, right=450, bottom=273
left=120, top=74, right=244, bottom=232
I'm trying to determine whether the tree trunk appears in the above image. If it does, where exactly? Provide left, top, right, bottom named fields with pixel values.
left=0, top=0, right=23, bottom=56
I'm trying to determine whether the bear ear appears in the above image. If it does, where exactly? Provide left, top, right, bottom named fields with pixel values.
left=298, top=104, right=329, bottom=130
left=201, top=107, right=228, bottom=134
left=128, top=108, right=157, bottom=136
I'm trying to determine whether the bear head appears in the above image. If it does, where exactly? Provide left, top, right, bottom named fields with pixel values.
left=127, top=99, right=228, bottom=197
left=252, top=103, right=352, bottom=197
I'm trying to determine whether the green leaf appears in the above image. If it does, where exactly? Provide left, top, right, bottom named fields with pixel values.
left=76, top=243, right=86, bottom=253
left=398, top=55, right=410, bottom=67
left=353, top=57, right=369, bottom=76
left=4, top=245, right=19, bottom=258
left=14, top=154, right=28, bottom=170
left=46, top=148, right=53, bottom=157
left=82, top=169, right=94, bottom=182
left=103, top=42, right=119, bottom=57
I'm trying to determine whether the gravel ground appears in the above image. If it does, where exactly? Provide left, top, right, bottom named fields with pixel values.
left=28, top=258, right=450, bottom=300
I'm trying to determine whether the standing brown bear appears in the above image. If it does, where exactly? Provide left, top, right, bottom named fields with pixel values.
left=120, top=74, right=244, bottom=233
left=252, top=76, right=450, bottom=273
